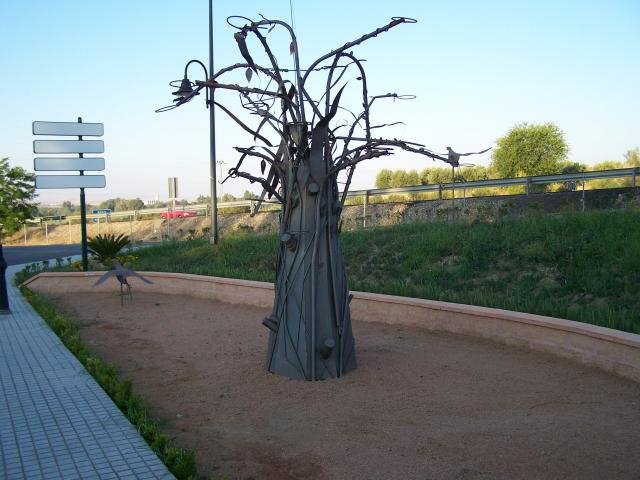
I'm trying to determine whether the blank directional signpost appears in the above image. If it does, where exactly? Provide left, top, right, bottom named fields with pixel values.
left=33, top=120, right=104, bottom=137
left=34, top=157, right=105, bottom=172
left=34, top=140, right=105, bottom=154
left=35, top=175, right=106, bottom=189
left=33, top=118, right=105, bottom=271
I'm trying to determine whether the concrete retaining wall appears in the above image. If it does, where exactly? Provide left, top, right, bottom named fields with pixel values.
left=23, top=271, right=640, bottom=383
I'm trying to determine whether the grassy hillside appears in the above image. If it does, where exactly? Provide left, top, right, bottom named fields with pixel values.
left=130, top=210, right=640, bottom=334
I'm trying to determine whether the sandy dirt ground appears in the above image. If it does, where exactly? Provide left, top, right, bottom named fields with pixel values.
left=48, top=291, right=640, bottom=480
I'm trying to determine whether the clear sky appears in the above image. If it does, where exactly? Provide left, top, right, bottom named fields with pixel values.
left=1, top=0, right=638, bottom=205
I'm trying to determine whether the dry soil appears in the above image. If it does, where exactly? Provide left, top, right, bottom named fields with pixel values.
left=49, top=291, right=640, bottom=480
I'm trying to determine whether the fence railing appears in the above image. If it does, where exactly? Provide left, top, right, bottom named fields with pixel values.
left=28, top=167, right=639, bottom=227
left=347, top=167, right=638, bottom=199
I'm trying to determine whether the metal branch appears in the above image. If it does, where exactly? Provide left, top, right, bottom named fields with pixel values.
left=301, top=86, right=325, bottom=121
left=242, top=18, right=306, bottom=124
left=213, top=101, right=274, bottom=147
left=370, top=121, right=405, bottom=129
left=302, top=17, right=415, bottom=86
left=212, top=62, right=299, bottom=120
left=331, top=138, right=449, bottom=174
left=227, top=167, right=284, bottom=203
left=234, top=146, right=286, bottom=175
left=197, top=80, right=296, bottom=111
left=243, top=26, right=286, bottom=92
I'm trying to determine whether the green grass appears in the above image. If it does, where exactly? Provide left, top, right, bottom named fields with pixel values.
left=128, top=210, right=640, bottom=334
left=20, top=288, right=201, bottom=480
left=130, top=233, right=279, bottom=282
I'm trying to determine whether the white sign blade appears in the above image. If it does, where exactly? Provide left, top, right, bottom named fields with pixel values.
left=34, top=157, right=105, bottom=171
left=35, top=175, right=106, bottom=189
left=32, top=121, right=104, bottom=137
left=33, top=140, right=104, bottom=154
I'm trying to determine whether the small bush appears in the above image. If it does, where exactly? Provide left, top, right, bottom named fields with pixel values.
left=87, top=233, right=131, bottom=268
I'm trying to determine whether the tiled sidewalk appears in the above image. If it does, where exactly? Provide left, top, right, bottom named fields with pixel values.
left=0, top=265, right=174, bottom=480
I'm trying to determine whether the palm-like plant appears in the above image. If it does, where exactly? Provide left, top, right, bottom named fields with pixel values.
left=87, top=233, right=131, bottom=268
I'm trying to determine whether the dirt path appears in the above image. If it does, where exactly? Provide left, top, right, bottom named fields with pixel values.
left=50, top=292, right=640, bottom=480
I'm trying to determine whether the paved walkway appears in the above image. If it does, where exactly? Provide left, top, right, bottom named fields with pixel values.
left=0, top=264, right=174, bottom=480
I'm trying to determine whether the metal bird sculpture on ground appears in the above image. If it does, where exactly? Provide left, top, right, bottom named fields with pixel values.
left=444, top=146, right=491, bottom=167
left=93, top=261, right=153, bottom=306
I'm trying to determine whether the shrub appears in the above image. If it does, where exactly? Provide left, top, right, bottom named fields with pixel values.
left=87, top=233, right=131, bottom=268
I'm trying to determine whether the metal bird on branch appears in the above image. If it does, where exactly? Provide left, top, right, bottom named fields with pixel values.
left=444, top=146, right=491, bottom=167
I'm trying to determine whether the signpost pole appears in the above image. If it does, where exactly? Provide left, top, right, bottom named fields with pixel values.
left=78, top=117, right=89, bottom=271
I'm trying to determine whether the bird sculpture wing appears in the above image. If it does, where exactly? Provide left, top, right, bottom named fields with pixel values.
left=121, top=269, right=154, bottom=284
left=458, top=147, right=491, bottom=157
left=93, top=270, right=118, bottom=286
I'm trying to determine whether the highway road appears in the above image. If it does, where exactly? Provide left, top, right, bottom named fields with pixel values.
left=2, top=244, right=82, bottom=266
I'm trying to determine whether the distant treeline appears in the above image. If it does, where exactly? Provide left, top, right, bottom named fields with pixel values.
left=375, top=152, right=640, bottom=189
left=36, top=190, right=258, bottom=218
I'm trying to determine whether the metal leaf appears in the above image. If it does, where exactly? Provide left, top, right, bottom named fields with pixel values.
left=234, top=31, right=257, bottom=71
left=317, top=84, right=346, bottom=128
left=268, top=172, right=280, bottom=198
left=245, top=68, right=253, bottom=82
left=254, top=115, right=270, bottom=142
left=260, top=159, right=266, bottom=175
left=327, top=85, right=346, bottom=120
left=289, top=41, right=295, bottom=55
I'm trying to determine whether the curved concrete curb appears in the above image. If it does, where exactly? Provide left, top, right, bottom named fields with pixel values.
left=23, top=271, right=640, bottom=383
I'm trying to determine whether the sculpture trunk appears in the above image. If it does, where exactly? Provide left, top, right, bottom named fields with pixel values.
left=264, top=145, right=357, bottom=380
left=190, top=15, right=434, bottom=381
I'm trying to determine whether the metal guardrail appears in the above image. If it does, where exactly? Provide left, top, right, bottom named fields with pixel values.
left=30, top=199, right=281, bottom=224
left=29, top=167, right=638, bottom=225
left=347, top=167, right=639, bottom=199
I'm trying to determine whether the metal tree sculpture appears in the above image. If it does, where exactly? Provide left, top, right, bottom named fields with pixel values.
left=184, top=16, right=461, bottom=380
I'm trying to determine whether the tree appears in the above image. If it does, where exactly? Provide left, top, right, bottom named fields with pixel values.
left=420, top=167, right=451, bottom=184
left=130, top=198, right=145, bottom=210
left=60, top=200, right=76, bottom=215
left=0, top=158, right=37, bottom=238
left=390, top=169, right=409, bottom=187
left=459, top=166, right=490, bottom=182
left=97, top=197, right=145, bottom=212
left=114, top=198, right=144, bottom=211
left=406, top=169, right=420, bottom=186
left=98, top=199, right=116, bottom=211
left=491, top=123, right=569, bottom=178
left=173, top=16, right=455, bottom=380
left=624, top=147, right=640, bottom=167
left=559, top=161, right=587, bottom=174
left=375, top=169, right=393, bottom=188
left=242, top=190, right=258, bottom=200
left=219, top=193, right=236, bottom=203
left=592, top=160, right=624, bottom=171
